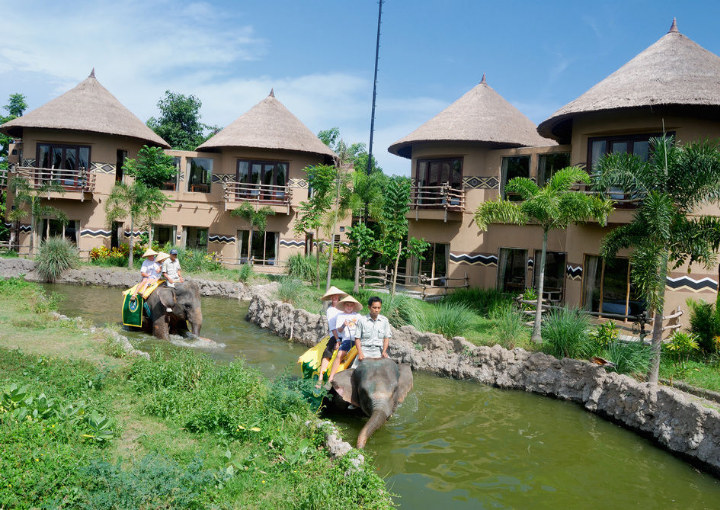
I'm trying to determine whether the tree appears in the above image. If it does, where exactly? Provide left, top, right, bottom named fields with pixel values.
left=5, top=94, right=27, bottom=117
left=594, top=136, right=720, bottom=384
left=122, top=146, right=177, bottom=189
left=475, top=167, right=613, bottom=343
left=230, top=202, right=275, bottom=264
left=7, top=177, right=67, bottom=255
left=147, top=91, right=218, bottom=150
left=1, top=93, right=27, bottom=167
left=105, top=182, right=167, bottom=269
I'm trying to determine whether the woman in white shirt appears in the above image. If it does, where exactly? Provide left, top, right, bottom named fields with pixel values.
left=317, top=286, right=348, bottom=387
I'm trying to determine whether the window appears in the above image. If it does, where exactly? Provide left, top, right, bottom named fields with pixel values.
left=537, top=153, right=570, bottom=187
left=532, top=250, right=566, bottom=302
left=116, top=150, right=127, bottom=183
left=238, top=230, right=278, bottom=265
left=187, top=158, right=212, bottom=193
left=497, top=248, right=527, bottom=293
left=500, top=156, right=530, bottom=200
left=415, top=158, right=462, bottom=207
left=587, top=133, right=672, bottom=170
left=41, top=219, right=78, bottom=244
left=236, top=160, right=288, bottom=200
left=582, top=255, right=645, bottom=317
left=162, top=157, right=181, bottom=190
left=153, top=224, right=176, bottom=246
left=186, top=227, right=208, bottom=251
left=413, top=242, right=448, bottom=285
left=37, top=143, right=91, bottom=190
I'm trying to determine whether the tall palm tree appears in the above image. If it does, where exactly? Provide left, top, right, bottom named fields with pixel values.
left=594, top=135, right=720, bottom=384
left=475, top=167, right=613, bottom=343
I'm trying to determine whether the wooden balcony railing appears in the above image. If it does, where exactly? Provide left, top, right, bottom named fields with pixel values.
left=410, top=183, right=465, bottom=221
left=0, top=167, right=7, bottom=190
left=223, top=182, right=292, bottom=211
left=13, top=166, right=95, bottom=195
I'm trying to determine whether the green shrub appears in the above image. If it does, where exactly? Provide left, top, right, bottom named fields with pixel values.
left=491, top=305, right=527, bottom=348
left=35, top=236, right=79, bottom=282
left=589, top=321, right=619, bottom=350
left=663, top=331, right=700, bottom=369
left=687, top=298, right=720, bottom=353
left=277, top=277, right=304, bottom=304
left=541, top=308, right=591, bottom=359
left=331, top=250, right=355, bottom=279
left=444, top=287, right=513, bottom=316
left=410, top=302, right=474, bottom=339
left=606, top=340, right=652, bottom=375
left=238, top=263, right=253, bottom=283
left=174, top=248, right=222, bottom=272
left=288, top=253, right=326, bottom=283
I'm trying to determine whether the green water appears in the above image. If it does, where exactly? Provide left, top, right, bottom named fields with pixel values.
left=46, top=284, right=720, bottom=509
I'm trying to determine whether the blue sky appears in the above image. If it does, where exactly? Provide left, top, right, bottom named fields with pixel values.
left=2, top=1, right=720, bottom=175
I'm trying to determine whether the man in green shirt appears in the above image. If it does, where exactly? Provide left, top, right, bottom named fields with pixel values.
left=355, top=296, right=392, bottom=360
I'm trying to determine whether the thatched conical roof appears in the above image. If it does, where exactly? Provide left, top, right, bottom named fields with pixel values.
left=197, top=90, right=335, bottom=158
left=388, top=76, right=553, bottom=159
left=538, top=20, right=720, bottom=141
left=1, top=70, right=169, bottom=147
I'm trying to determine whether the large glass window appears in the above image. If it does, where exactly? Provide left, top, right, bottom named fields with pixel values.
left=497, top=248, right=527, bottom=293
left=153, top=224, right=176, bottom=246
left=500, top=156, right=530, bottom=200
left=187, top=158, right=212, bottom=193
left=41, top=219, right=78, bottom=245
left=236, top=160, right=288, bottom=200
left=413, top=242, right=449, bottom=286
left=533, top=250, right=566, bottom=303
left=582, top=255, right=645, bottom=317
left=186, top=227, right=208, bottom=251
left=415, top=158, right=463, bottom=188
left=37, top=143, right=90, bottom=170
left=537, top=153, right=570, bottom=187
left=238, top=230, right=278, bottom=265
left=587, top=133, right=673, bottom=170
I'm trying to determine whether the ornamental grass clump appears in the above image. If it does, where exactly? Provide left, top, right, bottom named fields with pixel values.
left=277, top=277, right=304, bottom=304
left=541, top=308, right=592, bottom=359
left=491, top=305, right=528, bottom=349
left=35, top=236, right=79, bottom=282
left=444, top=287, right=513, bottom=316
left=606, top=340, right=653, bottom=375
left=411, top=302, right=474, bottom=339
left=355, top=289, right=419, bottom=328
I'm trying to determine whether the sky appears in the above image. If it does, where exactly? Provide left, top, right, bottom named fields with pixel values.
left=2, top=1, right=720, bottom=175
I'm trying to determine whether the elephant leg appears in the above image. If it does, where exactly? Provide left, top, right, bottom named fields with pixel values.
left=152, top=316, right=170, bottom=340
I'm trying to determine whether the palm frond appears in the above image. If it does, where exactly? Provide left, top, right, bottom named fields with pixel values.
left=548, top=166, right=589, bottom=192
left=474, top=200, right=527, bottom=231
left=504, top=178, right=539, bottom=200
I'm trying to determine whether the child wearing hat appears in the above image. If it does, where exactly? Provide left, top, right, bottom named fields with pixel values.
left=326, top=295, right=362, bottom=385
left=133, top=248, right=160, bottom=301
left=318, top=286, right=348, bottom=388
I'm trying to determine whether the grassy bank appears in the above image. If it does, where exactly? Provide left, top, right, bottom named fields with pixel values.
left=0, top=279, right=393, bottom=509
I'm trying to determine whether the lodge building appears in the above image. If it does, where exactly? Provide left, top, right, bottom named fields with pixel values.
left=392, top=20, right=720, bottom=320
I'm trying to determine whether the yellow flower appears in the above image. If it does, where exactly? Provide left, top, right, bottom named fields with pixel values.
left=250, top=427, right=261, bottom=432
left=262, top=480, right=266, bottom=484
left=35, top=458, right=39, bottom=462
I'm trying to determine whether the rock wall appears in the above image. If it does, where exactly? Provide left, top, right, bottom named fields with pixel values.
left=246, top=294, right=720, bottom=477
left=0, top=258, right=245, bottom=298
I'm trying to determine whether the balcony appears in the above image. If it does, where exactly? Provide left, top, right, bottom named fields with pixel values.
left=223, top=181, right=293, bottom=214
left=572, top=184, right=639, bottom=224
left=12, top=166, right=95, bottom=200
left=0, top=167, right=7, bottom=190
left=409, top=183, right=465, bottom=222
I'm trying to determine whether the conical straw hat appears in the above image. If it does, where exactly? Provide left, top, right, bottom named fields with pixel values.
left=155, top=252, right=169, bottom=263
left=322, top=286, right=348, bottom=301
left=141, top=248, right=158, bottom=258
left=338, top=295, right=363, bottom=312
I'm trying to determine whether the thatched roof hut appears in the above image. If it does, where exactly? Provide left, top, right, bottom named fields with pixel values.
left=197, top=90, right=335, bottom=159
left=388, top=76, right=553, bottom=159
left=0, top=70, right=169, bottom=147
left=538, top=20, right=720, bottom=142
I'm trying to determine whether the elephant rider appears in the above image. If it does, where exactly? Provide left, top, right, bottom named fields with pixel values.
left=326, top=295, right=362, bottom=385
left=317, top=286, right=348, bottom=388
left=133, top=248, right=160, bottom=301
left=162, top=248, right=184, bottom=288
left=355, top=296, right=391, bottom=361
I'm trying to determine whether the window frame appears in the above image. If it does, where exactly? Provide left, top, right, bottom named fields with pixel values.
left=586, top=132, right=672, bottom=170
left=537, top=152, right=571, bottom=187
left=500, top=156, right=530, bottom=200
left=236, top=159, right=289, bottom=201
left=186, top=157, right=213, bottom=193
left=237, top=229, right=279, bottom=265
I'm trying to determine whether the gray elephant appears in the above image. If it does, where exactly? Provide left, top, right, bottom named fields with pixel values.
left=330, top=358, right=413, bottom=448
left=142, top=281, right=203, bottom=340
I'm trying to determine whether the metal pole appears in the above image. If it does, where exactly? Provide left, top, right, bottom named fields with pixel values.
left=366, top=0, right=383, bottom=178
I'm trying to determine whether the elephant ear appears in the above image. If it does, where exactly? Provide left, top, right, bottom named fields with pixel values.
left=396, top=363, right=414, bottom=404
left=331, top=369, right=359, bottom=407
left=156, top=288, right=176, bottom=310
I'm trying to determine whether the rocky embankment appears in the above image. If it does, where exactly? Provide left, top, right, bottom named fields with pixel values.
left=247, top=291, right=720, bottom=477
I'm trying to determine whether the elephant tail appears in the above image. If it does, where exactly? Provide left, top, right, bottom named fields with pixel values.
left=357, top=409, right=389, bottom=449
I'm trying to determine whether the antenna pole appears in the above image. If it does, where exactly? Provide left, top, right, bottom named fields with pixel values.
left=366, top=0, right=383, bottom=177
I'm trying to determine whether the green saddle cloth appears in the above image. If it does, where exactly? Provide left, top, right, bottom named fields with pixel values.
left=122, top=294, right=144, bottom=327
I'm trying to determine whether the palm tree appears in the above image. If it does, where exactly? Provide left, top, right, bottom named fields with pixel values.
left=230, top=202, right=275, bottom=265
left=475, top=167, right=613, bottom=343
left=594, top=135, right=720, bottom=384
left=8, top=176, right=67, bottom=255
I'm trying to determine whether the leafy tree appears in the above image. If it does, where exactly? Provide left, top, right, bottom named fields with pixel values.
left=7, top=177, right=67, bottom=255
left=122, top=146, right=177, bottom=188
left=105, top=182, right=166, bottom=269
left=594, top=136, right=720, bottom=383
left=1, top=93, right=27, bottom=167
left=147, top=91, right=218, bottom=150
left=5, top=93, right=27, bottom=117
left=475, top=167, right=613, bottom=343
left=230, top=202, right=275, bottom=264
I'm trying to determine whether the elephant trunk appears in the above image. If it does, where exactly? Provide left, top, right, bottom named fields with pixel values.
left=357, top=408, right=389, bottom=449
left=188, top=310, right=203, bottom=336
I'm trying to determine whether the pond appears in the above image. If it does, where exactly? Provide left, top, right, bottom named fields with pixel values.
left=46, top=283, right=720, bottom=509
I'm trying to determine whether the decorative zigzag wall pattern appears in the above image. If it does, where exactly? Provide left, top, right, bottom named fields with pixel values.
left=80, top=229, right=112, bottom=238
left=280, top=239, right=305, bottom=248
left=449, top=253, right=498, bottom=266
left=666, top=275, right=718, bottom=292
left=208, top=235, right=236, bottom=244
left=566, top=265, right=583, bottom=280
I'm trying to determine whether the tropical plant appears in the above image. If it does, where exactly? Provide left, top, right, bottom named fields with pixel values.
left=34, top=236, right=79, bottom=282
left=277, top=277, right=304, bottom=304
left=589, top=321, right=620, bottom=350
left=410, top=302, right=474, bottom=339
left=606, top=340, right=653, bottom=376
left=354, top=289, right=419, bottom=328
left=230, top=202, right=275, bottom=264
left=686, top=298, right=720, bottom=353
left=238, top=263, right=253, bottom=283
left=594, top=135, right=720, bottom=383
left=445, top=287, right=513, bottom=316
left=475, top=167, right=613, bottom=343
left=541, top=307, right=592, bottom=359
left=287, top=253, right=325, bottom=283
left=7, top=176, right=67, bottom=255
left=490, top=305, right=527, bottom=349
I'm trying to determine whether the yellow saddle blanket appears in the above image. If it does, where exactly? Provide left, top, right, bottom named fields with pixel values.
left=297, top=336, right=357, bottom=382
left=123, top=279, right=165, bottom=300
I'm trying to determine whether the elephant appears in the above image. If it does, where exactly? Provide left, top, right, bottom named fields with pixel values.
left=142, top=281, right=203, bottom=340
left=330, top=358, right=413, bottom=448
